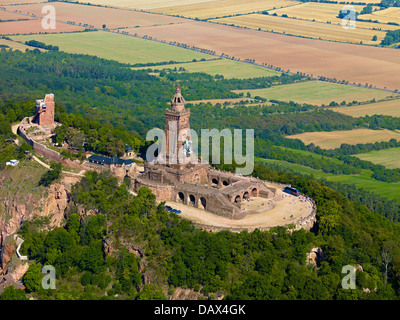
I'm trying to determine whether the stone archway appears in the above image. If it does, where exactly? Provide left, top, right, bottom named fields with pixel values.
left=177, top=192, right=185, bottom=203
left=194, top=174, right=199, bottom=183
left=189, top=194, right=196, bottom=206
left=222, top=180, right=229, bottom=186
left=199, top=197, right=206, bottom=210
left=251, top=188, right=258, bottom=197
left=235, top=195, right=242, bottom=203
left=211, top=178, right=219, bottom=186
left=243, top=191, right=250, bottom=200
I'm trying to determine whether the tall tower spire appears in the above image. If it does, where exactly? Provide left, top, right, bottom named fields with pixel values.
left=171, top=83, right=185, bottom=112
left=164, top=84, right=191, bottom=166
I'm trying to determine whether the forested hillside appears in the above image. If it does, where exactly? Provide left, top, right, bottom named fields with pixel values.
left=2, top=48, right=400, bottom=300
left=6, top=166, right=400, bottom=300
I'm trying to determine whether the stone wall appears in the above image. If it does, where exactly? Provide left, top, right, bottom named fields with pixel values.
left=17, top=120, right=88, bottom=171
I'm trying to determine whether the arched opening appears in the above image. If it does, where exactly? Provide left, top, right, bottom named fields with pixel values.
left=243, top=191, right=250, bottom=201
left=222, top=180, right=229, bottom=186
left=199, top=197, right=206, bottom=210
left=194, top=174, right=199, bottom=183
left=189, top=194, right=196, bottom=206
left=211, top=178, right=218, bottom=186
left=177, top=192, right=185, bottom=203
left=235, top=195, right=241, bottom=203
left=252, top=188, right=258, bottom=197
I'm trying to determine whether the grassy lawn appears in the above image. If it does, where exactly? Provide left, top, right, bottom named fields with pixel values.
left=256, top=157, right=400, bottom=202
left=234, top=81, right=397, bottom=105
left=134, top=58, right=281, bottom=79
left=354, top=147, right=400, bottom=169
left=11, top=31, right=211, bottom=65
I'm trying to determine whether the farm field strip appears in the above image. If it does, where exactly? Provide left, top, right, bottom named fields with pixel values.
left=0, top=0, right=44, bottom=4
left=361, top=7, right=400, bottom=25
left=0, top=8, right=35, bottom=20
left=267, top=3, right=368, bottom=23
left=355, top=147, right=400, bottom=169
left=123, top=19, right=400, bottom=91
left=286, top=128, right=400, bottom=149
left=0, top=18, right=85, bottom=35
left=328, top=98, right=400, bottom=117
left=212, top=13, right=390, bottom=44
left=149, top=0, right=301, bottom=19
left=11, top=31, right=212, bottom=64
left=133, top=58, right=281, bottom=78
left=64, top=0, right=219, bottom=10
left=233, top=81, right=397, bottom=105
left=3, top=2, right=191, bottom=30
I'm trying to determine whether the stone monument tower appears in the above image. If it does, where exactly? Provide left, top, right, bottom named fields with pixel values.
left=164, top=84, right=192, bottom=166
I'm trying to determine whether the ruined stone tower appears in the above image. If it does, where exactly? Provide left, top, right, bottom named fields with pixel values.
left=33, top=93, right=55, bottom=126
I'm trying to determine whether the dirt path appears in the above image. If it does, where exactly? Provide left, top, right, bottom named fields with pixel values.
left=32, top=155, right=86, bottom=177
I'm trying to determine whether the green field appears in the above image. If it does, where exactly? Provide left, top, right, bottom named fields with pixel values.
left=234, top=81, right=397, bottom=105
left=286, top=128, right=400, bottom=150
left=256, top=156, right=400, bottom=202
left=134, top=58, right=281, bottom=79
left=355, top=147, right=400, bottom=169
left=11, top=31, right=211, bottom=65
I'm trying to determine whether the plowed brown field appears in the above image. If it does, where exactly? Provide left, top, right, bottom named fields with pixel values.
left=126, top=20, right=400, bottom=91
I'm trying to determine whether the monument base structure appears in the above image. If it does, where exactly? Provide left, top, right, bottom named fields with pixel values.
left=133, top=85, right=275, bottom=220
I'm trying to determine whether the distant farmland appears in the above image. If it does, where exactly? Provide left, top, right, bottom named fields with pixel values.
left=74, top=0, right=300, bottom=19
left=355, top=147, right=400, bottom=169
left=11, top=31, right=211, bottom=64
left=233, top=81, right=396, bottom=105
left=329, top=99, right=400, bottom=117
left=257, top=157, right=400, bottom=202
left=5, top=2, right=189, bottom=30
left=213, top=13, right=390, bottom=44
left=286, top=128, right=400, bottom=149
left=128, top=20, right=400, bottom=91
left=150, top=0, right=300, bottom=19
left=134, top=58, right=281, bottom=79
left=361, top=7, right=400, bottom=25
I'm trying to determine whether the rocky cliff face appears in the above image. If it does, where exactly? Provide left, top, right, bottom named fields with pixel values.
left=0, top=182, right=71, bottom=274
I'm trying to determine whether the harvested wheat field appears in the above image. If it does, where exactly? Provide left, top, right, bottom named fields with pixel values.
left=286, top=128, right=400, bottom=149
left=12, top=31, right=211, bottom=64
left=268, top=3, right=367, bottom=23
left=329, top=99, right=400, bottom=117
left=5, top=2, right=190, bottom=29
left=68, top=0, right=217, bottom=10
left=151, top=0, right=300, bottom=19
left=0, top=19, right=85, bottom=35
left=214, top=13, right=389, bottom=44
left=0, top=0, right=44, bottom=4
left=127, top=20, right=400, bottom=91
left=361, top=7, right=400, bottom=25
